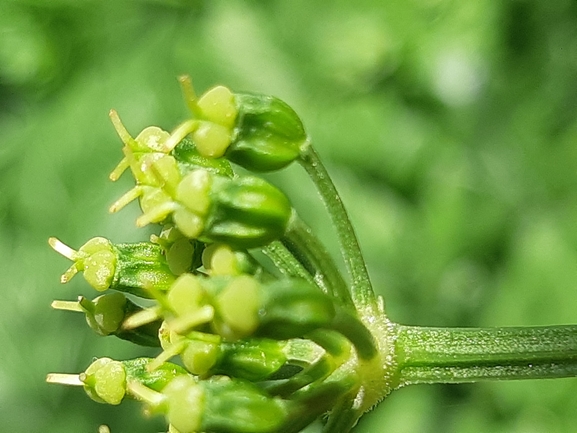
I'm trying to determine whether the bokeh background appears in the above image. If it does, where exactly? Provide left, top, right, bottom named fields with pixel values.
left=2, top=0, right=577, bottom=431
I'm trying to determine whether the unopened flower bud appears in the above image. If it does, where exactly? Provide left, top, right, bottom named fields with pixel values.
left=226, top=92, right=307, bottom=172
left=206, top=175, right=292, bottom=248
left=47, top=358, right=188, bottom=406
left=49, top=238, right=176, bottom=298
left=201, top=243, right=263, bottom=277
left=163, top=375, right=289, bottom=433
left=81, top=358, right=127, bottom=405
left=179, top=79, right=306, bottom=172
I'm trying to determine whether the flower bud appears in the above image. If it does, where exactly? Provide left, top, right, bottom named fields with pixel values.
left=49, top=237, right=176, bottom=298
left=256, top=279, right=336, bottom=340
left=201, top=276, right=337, bottom=342
left=51, top=294, right=161, bottom=346
left=81, top=358, right=127, bottom=405
left=49, top=237, right=116, bottom=291
left=206, top=175, right=292, bottom=248
left=201, top=243, right=264, bottom=277
left=47, top=357, right=188, bottom=407
left=215, top=339, right=288, bottom=382
left=109, top=109, right=234, bottom=184
left=175, top=79, right=305, bottom=171
left=226, top=92, right=307, bottom=172
left=163, top=376, right=289, bottom=433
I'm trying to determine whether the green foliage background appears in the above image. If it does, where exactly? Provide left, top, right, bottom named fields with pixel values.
left=2, top=0, right=577, bottom=431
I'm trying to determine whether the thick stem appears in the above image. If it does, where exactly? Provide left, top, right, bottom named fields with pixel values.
left=282, top=214, right=352, bottom=306
left=298, top=145, right=375, bottom=311
left=394, top=324, right=577, bottom=386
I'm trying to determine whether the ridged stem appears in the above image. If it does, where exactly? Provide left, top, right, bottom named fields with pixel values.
left=394, top=324, right=577, bottom=386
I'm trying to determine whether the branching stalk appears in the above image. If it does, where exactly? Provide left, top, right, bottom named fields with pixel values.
left=298, top=145, right=375, bottom=310
left=282, top=214, right=352, bottom=306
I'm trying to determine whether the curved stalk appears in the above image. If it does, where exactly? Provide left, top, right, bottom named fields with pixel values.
left=261, top=240, right=317, bottom=287
left=394, top=324, right=577, bottom=386
left=298, top=145, right=375, bottom=310
left=282, top=214, right=352, bottom=306
left=322, top=394, right=362, bottom=433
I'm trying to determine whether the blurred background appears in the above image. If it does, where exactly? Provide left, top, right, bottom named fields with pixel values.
left=2, top=0, right=577, bottom=431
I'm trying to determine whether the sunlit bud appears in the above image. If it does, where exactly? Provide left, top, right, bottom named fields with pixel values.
left=166, top=273, right=206, bottom=318
left=162, top=375, right=204, bottom=433
left=81, top=358, right=127, bottom=405
left=196, top=85, right=238, bottom=129
left=212, top=275, right=261, bottom=340
left=181, top=338, right=220, bottom=375
left=191, top=121, right=232, bottom=159
left=49, top=237, right=116, bottom=291
left=108, top=110, right=172, bottom=181
left=47, top=358, right=188, bottom=406
left=172, top=207, right=205, bottom=239
left=175, top=170, right=212, bottom=216
left=201, top=243, right=262, bottom=276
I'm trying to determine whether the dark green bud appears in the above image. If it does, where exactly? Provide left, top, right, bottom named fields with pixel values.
left=206, top=175, right=292, bottom=248
left=257, top=279, right=337, bottom=340
left=227, top=92, right=307, bottom=172
left=83, top=294, right=161, bottom=346
left=214, top=339, right=288, bottom=382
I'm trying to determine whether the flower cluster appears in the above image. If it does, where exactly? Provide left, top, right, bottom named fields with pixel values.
left=47, top=77, right=390, bottom=433
left=47, top=76, right=577, bottom=433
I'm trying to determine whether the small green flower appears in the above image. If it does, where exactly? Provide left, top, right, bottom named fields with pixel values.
left=47, top=357, right=188, bottom=405
left=162, top=76, right=306, bottom=172
left=110, top=166, right=292, bottom=248
left=49, top=237, right=176, bottom=297
left=51, top=292, right=161, bottom=347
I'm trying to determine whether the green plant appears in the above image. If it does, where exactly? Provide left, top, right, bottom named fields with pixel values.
left=47, top=76, right=577, bottom=433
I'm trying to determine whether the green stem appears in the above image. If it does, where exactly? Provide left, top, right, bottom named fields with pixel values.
left=261, top=240, right=317, bottom=287
left=322, top=394, right=362, bottom=433
left=298, top=145, right=375, bottom=310
left=394, top=324, right=577, bottom=386
left=330, top=308, right=378, bottom=361
left=282, top=214, right=352, bottom=306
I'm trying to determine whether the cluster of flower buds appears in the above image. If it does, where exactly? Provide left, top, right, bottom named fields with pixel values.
left=47, top=77, right=383, bottom=433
